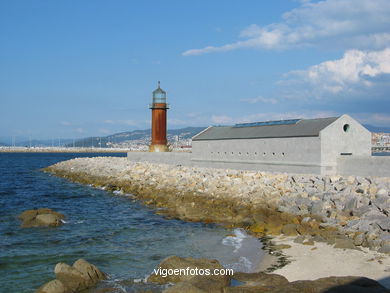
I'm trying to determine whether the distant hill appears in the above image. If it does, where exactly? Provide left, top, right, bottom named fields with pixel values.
left=364, top=124, right=390, bottom=133
left=4, top=124, right=388, bottom=148
left=66, top=127, right=207, bottom=148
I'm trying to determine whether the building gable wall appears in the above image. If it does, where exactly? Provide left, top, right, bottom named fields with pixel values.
left=320, top=115, right=371, bottom=168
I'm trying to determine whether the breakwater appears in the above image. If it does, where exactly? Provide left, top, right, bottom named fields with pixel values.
left=44, top=157, right=390, bottom=253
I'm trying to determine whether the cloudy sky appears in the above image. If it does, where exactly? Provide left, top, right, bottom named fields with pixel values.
left=0, top=0, right=389, bottom=139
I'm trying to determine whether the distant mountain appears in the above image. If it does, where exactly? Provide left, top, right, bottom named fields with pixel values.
left=5, top=124, right=387, bottom=148
left=66, top=127, right=207, bottom=148
left=363, top=124, right=390, bottom=133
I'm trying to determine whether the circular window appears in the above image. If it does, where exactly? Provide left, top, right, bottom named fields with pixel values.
left=343, top=124, right=350, bottom=132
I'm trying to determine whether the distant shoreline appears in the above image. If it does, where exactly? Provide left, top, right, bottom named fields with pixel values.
left=0, top=147, right=128, bottom=153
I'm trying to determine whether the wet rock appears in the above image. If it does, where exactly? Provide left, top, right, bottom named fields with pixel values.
left=35, top=279, right=71, bottom=293
left=36, top=259, right=106, bottom=293
left=163, top=274, right=228, bottom=293
left=19, top=208, right=64, bottom=228
left=285, top=276, right=389, bottom=293
left=147, top=256, right=229, bottom=285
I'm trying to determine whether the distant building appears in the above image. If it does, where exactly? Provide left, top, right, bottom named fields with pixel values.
left=192, top=115, right=371, bottom=175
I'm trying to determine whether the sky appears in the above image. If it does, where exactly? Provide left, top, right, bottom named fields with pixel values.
left=0, top=0, right=389, bottom=140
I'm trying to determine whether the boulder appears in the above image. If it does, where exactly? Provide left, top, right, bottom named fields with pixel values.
left=147, top=256, right=229, bottom=285
left=73, top=259, right=106, bottom=287
left=35, top=279, right=71, bottom=293
left=36, top=214, right=62, bottom=227
left=286, top=276, right=389, bottom=293
left=36, top=259, right=106, bottom=293
left=55, top=263, right=90, bottom=292
left=19, top=208, right=64, bottom=228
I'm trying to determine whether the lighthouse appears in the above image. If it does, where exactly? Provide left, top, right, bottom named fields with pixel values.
left=149, top=81, right=169, bottom=152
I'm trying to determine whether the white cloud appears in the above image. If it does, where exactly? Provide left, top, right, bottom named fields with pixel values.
left=282, top=48, right=390, bottom=98
left=240, top=96, right=279, bottom=104
left=183, top=0, right=390, bottom=55
left=60, top=121, right=71, bottom=126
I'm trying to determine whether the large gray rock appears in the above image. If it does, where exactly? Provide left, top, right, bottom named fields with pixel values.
left=377, top=218, right=390, bottom=231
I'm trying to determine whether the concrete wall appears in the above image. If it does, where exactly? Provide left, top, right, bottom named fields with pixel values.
left=127, top=151, right=192, bottom=166
left=320, top=114, right=371, bottom=167
left=191, top=136, right=322, bottom=174
left=337, top=156, right=390, bottom=177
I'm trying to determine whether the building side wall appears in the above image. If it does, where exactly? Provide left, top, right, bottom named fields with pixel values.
left=192, top=137, right=322, bottom=174
left=320, top=115, right=371, bottom=168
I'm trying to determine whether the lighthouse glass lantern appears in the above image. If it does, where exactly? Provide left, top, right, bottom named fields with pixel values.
left=149, top=81, right=169, bottom=152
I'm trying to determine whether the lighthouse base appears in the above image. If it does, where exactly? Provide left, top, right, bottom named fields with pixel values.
left=149, top=144, right=169, bottom=152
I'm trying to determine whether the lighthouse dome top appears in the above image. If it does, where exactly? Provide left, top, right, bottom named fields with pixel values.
left=152, top=81, right=167, bottom=104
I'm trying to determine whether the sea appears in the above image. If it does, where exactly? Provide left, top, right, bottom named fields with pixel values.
left=0, top=152, right=264, bottom=293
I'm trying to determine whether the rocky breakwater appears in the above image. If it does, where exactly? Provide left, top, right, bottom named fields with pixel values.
left=43, top=157, right=390, bottom=253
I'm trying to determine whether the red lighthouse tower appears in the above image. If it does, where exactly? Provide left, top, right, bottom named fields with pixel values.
left=149, top=81, right=169, bottom=152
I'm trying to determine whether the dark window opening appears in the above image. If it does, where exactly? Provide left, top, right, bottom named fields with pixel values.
left=340, top=152, right=352, bottom=155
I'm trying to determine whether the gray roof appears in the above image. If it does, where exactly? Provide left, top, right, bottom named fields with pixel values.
left=193, top=117, right=339, bottom=141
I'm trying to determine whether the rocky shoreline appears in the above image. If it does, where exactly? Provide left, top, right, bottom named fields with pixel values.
left=43, top=157, right=390, bottom=254
left=40, top=156, right=390, bottom=291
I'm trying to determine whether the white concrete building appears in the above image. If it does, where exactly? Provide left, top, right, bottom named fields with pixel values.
left=191, top=115, right=372, bottom=175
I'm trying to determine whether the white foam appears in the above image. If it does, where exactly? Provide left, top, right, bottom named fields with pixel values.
left=221, top=228, right=263, bottom=273
left=221, top=228, right=247, bottom=253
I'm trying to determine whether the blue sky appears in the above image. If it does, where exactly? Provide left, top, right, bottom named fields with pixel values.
left=0, top=0, right=389, bottom=140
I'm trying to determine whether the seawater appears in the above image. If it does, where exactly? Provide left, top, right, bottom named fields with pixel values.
left=0, top=153, right=263, bottom=293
